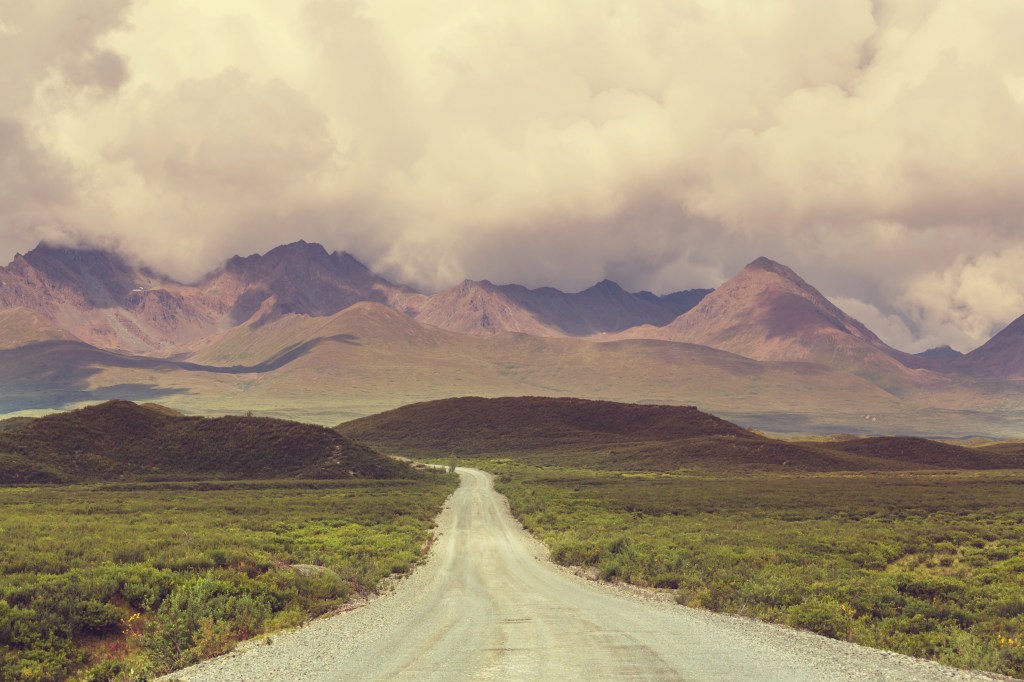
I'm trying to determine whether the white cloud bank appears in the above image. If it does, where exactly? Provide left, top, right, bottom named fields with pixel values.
left=2, top=0, right=1024, bottom=351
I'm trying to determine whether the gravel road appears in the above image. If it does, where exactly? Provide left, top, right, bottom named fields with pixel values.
left=168, top=468, right=1010, bottom=681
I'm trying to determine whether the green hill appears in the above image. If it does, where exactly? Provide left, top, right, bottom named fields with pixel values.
left=337, top=396, right=1024, bottom=472
left=0, top=416, right=35, bottom=432
left=827, top=436, right=1024, bottom=469
left=335, top=397, right=869, bottom=471
left=0, top=400, right=415, bottom=484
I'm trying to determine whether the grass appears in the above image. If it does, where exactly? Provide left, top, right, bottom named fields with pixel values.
left=488, top=462, right=1024, bottom=678
left=0, top=475, right=457, bottom=681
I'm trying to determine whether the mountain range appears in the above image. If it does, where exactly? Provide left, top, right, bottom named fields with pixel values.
left=1, top=240, right=1023, bottom=437
left=0, top=241, right=712, bottom=353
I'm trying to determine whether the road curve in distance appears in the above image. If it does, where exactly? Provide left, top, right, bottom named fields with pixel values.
left=169, top=468, right=1008, bottom=681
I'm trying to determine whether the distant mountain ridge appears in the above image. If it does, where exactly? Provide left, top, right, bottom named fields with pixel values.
left=3, top=241, right=1024, bottom=437
left=607, top=257, right=921, bottom=384
left=0, top=241, right=709, bottom=353
left=0, top=241, right=432, bottom=354
left=215, top=241, right=426, bottom=324
left=959, top=314, right=1024, bottom=378
left=414, top=278, right=707, bottom=337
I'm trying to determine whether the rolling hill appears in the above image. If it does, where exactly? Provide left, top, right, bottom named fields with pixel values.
left=0, top=400, right=414, bottom=484
left=0, top=298, right=1020, bottom=436
left=184, top=302, right=910, bottom=424
left=825, top=436, right=1024, bottom=470
left=337, top=397, right=1024, bottom=471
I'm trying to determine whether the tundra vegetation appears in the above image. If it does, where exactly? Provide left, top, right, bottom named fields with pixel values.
left=0, top=401, right=458, bottom=680
left=489, top=463, right=1024, bottom=679
left=345, top=396, right=1024, bottom=678
left=0, top=478, right=455, bottom=680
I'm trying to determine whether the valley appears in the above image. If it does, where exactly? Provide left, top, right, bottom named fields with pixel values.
left=8, top=7, right=1022, bottom=681
left=2, top=243, right=1024, bottom=680
left=1, top=399, right=1022, bottom=679
left=1, top=241, right=1023, bottom=437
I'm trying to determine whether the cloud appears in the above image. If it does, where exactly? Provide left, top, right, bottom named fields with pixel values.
left=899, top=248, right=1024, bottom=352
left=3, top=0, right=1024, bottom=350
left=829, top=296, right=941, bottom=354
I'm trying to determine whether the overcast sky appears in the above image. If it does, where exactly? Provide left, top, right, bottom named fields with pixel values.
left=2, top=1, right=1024, bottom=352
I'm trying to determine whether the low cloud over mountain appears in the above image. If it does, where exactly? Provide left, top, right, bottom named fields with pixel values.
left=4, top=2, right=1024, bottom=351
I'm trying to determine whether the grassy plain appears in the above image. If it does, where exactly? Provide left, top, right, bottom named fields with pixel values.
left=489, top=463, right=1024, bottom=678
left=0, top=476, right=456, bottom=681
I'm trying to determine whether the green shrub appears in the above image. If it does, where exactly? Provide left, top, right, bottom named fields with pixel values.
left=786, top=598, right=854, bottom=639
left=74, top=600, right=123, bottom=635
left=492, top=463, right=1024, bottom=678
left=0, top=476, right=456, bottom=679
left=144, top=575, right=272, bottom=671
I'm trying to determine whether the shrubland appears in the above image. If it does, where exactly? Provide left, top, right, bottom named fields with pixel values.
left=490, top=463, right=1024, bottom=678
left=0, top=477, right=456, bottom=681
left=0, top=398, right=457, bottom=682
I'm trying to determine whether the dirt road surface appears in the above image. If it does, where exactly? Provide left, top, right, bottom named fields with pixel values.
left=170, top=468, right=1005, bottom=681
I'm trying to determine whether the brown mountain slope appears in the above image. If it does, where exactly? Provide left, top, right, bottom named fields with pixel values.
left=0, top=301, right=1018, bottom=435
left=609, top=258, right=922, bottom=385
left=183, top=302, right=908, bottom=423
left=959, top=314, right=1024, bottom=379
left=0, top=399, right=414, bottom=484
left=415, top=278, right=709, bottom=336
left=0, top=308, right=75, bottom=349
left=203, top=240, right=426, bottom=326
left=0, top=241, right=425, bottom=355
left=413, top=280, right=559, bottom=336
left=0, top=244, right=224, bottom=353
left=0, top=240, right=711, bottom=354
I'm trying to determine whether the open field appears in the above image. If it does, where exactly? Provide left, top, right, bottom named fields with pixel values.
left=487, top=463, right=1024, bottom=678
left=0, top=476, right=456, bottom=681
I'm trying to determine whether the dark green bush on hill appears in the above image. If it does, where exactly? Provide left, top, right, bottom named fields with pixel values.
left=337, top=396, right=1024, bottom=472
left=0, top=400, right=414, bottom=484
